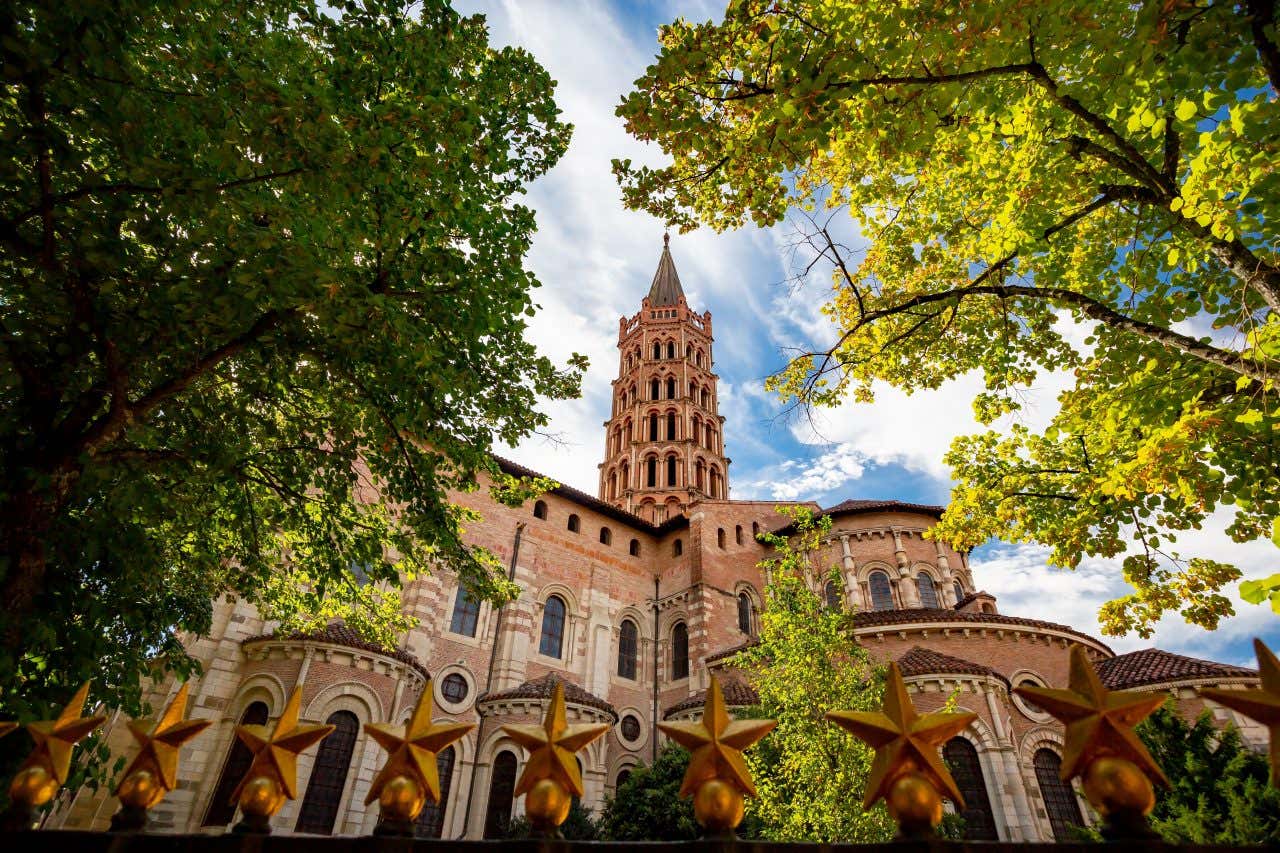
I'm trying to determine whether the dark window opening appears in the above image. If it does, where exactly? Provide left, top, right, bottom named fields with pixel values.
left=671, top=622, right=689, bottom=680
left=825, top=580, right=842, bottom=610
left=673, top=538, right=683, bottom=556
left=620, top=714, right=641, bottom=742
left=666, top=455, right=677, bottom=486
left=646, top=457, right=657, bottom=487
left=483, top=751, right=518, bottom=838
left=649, top=413, right=659, bottom=441
left=567, top=513, right=580, bottom=533
left=918, top=574, right=939, bottom=609
left=441, top=673, right=469, bottom=705
left=201, top=701, right=269, bottom=827
left=1035, top=748, right=1085, bottom=841
left=450, top=588, right=480, bottom=637
left=599, top=526, right=612, bottom=545
left=717, top=528, right=726, bottom=549
left=533, top=500, right=547, bottom=520
left=540, top=595, right=567, bottom=658
left=629, top=538, right=640, bottom=557
left=667, top=411, right=676, bottom=439
left=869, top=571, right=894, bottom=611
left=295, top=710, right=360, bottom=835
left=666, top=377, right=676, bottom=399
left=943, top=738, right=999, bottom=840
left=615, top=769, right=632, bottom=789
left=735, top=525, right=743, bottom=546
left=618, top=619, right=638, bottom=679
left=414, top=746, right=456, bottom=838
left=737, top=592, right=752, bottom=634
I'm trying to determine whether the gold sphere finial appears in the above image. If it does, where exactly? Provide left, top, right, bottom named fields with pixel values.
left=656, top=676, right=775, bottom=838
left=365, top=679, right=474, bottom=836
left=501, top=679, right=610, bottom=838
left=1014, top=644, right=1168, bottom=840
left=1, top=681, right=105, bottom=830
left=825, top=662, right=976, bottom=839
left=227, top=686, right=334, bottom=834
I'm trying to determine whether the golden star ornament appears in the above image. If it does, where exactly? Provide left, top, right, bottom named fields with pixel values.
left=115, top=681, right=213, bottom=809
left=657, top=676, right=776, bottom=799
left=230, top=687, right=334, bottom=807
left=1199, top=638, right=1280, bottom=786
left=364, top=680, right=475, bottom=819
left=826, top=662, right=977, bottom=812
left=1014, top=644, right=1169, bottom=789
left=503, top=681, right=609, bottom=800
left=7, top=681, right=107, bottom=813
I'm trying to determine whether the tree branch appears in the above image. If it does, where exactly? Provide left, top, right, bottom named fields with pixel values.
left=1246, top=0, right=1280, bottom=92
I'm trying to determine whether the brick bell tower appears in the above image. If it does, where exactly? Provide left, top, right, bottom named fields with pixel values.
left=599, top=235, right=729, bottom=523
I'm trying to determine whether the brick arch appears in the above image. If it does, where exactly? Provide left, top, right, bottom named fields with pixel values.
left=230, top=674, right=287, bottom=720
left=306, top=679, right=384, bottom=724
left=535, top=582, right=582, bottom=617
left=615, top=605, right=652, bottom=640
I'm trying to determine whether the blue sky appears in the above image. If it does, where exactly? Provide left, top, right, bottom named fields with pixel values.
left=458, top=0, right=1280, bottom=667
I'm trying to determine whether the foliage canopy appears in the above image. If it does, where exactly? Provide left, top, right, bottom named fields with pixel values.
left=0, top=0, right=579, bottom=720
left=616, top=0, right=1280, bottom=635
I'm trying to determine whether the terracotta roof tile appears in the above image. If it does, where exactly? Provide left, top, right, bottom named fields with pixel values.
left=243, top=622, right=429, bottom=678
left=663, top=680, right=760, bottom=719
left=478, top=673, right=617, bottom=720
left=1096, top=648, right=1257, bottom=690
left=850, top=608, right=1112, bottom=654
left=896, top=646, right=1008, bottom=686
left=822, top=498, right=945, bottom=518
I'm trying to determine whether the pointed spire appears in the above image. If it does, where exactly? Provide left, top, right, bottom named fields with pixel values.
left=648, top=233, right=685, bottom=307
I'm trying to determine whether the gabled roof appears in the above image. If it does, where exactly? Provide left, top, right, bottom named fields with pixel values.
left=823, top=498, right=945, bottom=519
left=896, top=646, right=1008, bottom=687
left=495, top=455, right=687, bottom=534
left=647, top=235, right=686, bottom=307
left=1096, top=648, right=1257, bottom=690
left=478, top=672, right=618, bottom=720
left=243, top=621, right=429, bottom=678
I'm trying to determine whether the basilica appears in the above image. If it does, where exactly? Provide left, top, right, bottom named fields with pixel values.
left=53, top=240, right=1265, bottom=842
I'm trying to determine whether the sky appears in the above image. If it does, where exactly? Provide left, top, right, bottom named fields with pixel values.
left=457, top=0, right=1280, bottom=667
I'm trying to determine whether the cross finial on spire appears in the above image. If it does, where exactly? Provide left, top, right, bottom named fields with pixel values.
left=663, top=231, right=670, bottom=247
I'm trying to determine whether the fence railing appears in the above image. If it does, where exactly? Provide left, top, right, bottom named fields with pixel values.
left=2, top=641, right=1277, bottom=846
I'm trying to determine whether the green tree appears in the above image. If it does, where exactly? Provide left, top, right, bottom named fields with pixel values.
left=597, top=747, right=701, bottom=841
left=502, top=798, right=601, bottom=841
left=0, top=0, right=579, bottom=721
left=1075, top=704, right=1280, bottom=843
left=615, top=0, right=1280, bottom=636
left=731, top=507, right=894, bottom=843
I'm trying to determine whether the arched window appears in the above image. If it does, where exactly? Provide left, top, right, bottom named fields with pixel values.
left=450, top=587, right=480, bottom=637
left=483, top=751, right=518, bottom=838
left=666, top=411, right=677, bottom=439
left=629, top=538, right=640, bottom=557
left=666, top=341, right=675, bottom=359
left=1034, top=749, right=1085, bottom=840
left=701, top=388, right=710, bottom=408
left=717, top=528, right=726, bottom=548
left=695, top=350, right=703, bottom=367
left=953, top=580, right=965, bottom=605
left=567, top=513, right=580, bottom=533
left=737, top=592, right=752, bottom=634
left=673, top=538, right=683, bottom=556
left=671, top=622, right=689, bottom=680
left=735, top=525, right=743, bottom=545
left=652, top=341, right=661, bottom=360
left=202, top=701, right=269, bottom=826
left=599, top=526, right=612, bottom=545
left=825, top=580, right=842, bottom=610
left=869, top=571, right=894, bottom=611
left=295, top=710, right=359, bottom=834
left=705, top=424, right=714, bottom=449
left=664, top=455, right=675, bottom=486
left=619, top=460, right=629, bottom=490
left=752, top=521, right=760, bottom=538
left=917, top=574, right=938, bottom=608
left=608, top=471, right=617, bottom=500
left=943, top=738, right=999, bottom=840
left=646, top=456, right=657, bottom=487
left=695, top=460, right=705, bottom=491
left=663, top=378, right=673, bottom=400
left=618, top=619, right=638, bottom=679
left=533, top=500, right=547, bottom=520
left=615, top=768, right=633, bottom=789
left=650, top=378, right=660, bottom=400
left=540, top=595, right=567, bottom=658
left=414, top=746, right=456, bottom=838
left=648, top=412, right=659, bottom=441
